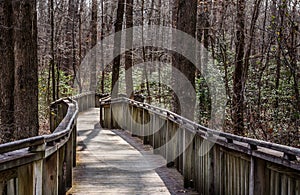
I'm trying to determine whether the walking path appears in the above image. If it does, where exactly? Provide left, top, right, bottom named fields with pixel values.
left=67, top=108, right=198, bottom=195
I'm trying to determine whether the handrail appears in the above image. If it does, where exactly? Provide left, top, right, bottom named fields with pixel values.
left=100, top=96, right=300, bottom=194
left=100, top=96, right=300, bottom=161
left=0, top=98, right=78, bottom=150
left=0, top=136, right=45, bottom=155
left=0, top=91, right=96, bottom=195
left=0, top=98, right=76, bottom=156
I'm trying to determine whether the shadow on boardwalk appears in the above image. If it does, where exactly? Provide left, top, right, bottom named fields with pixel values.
left=67, top=108, right=198, bottom=195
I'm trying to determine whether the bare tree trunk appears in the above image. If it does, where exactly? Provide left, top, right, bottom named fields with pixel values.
left=100, top=0, right=105, bottom=94
left=197, top=0, right=211, bottom=122
left=172, top=0, right=197, bottom=120
left=111, top=0, right=125, bottom=97
left=232, top=0, right=245, bottom=135
left=12, top=0, right=39, bottom=139
left=243, top=0, right=262, bottom=81
left=125, top=0, right=134, bottom=97
left=71, top=0, right=79, bottom=88
left=76, top=0, right=84, bottom=93
left=90, top=0, right=98, bottom=92
left=140, top=0, right=151, bottom=103
left=0, top=0, right=15, bottom=143
left=50, top=0, right=56, bottom=101
left=288, top=11, right=300, bottom=123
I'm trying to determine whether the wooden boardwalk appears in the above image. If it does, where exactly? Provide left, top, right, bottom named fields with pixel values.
left=67, top=108, right=198, bottom=195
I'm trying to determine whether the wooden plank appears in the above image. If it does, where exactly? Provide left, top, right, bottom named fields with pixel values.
left=68, top=110, right=169, bottom=194
left=183, top=129, right=195, bottom=188
left=43, top=152, right=58, bottom=195
left=33, top=160, right=43, bottom=195
left=18, top=164, right=33, bottom=195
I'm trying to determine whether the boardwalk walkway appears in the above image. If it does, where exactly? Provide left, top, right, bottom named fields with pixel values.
left=67, top=108, right=198, bottom=195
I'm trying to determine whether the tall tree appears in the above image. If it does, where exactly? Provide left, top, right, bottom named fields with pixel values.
left=100, top=0, right=105, bottom=93
left=49, top=0, right=56, bottom=101
left=125, top=0, right=134, bottom=97
left=12, top=0, right=39, bottom=139
left=232, top=0, right=246, bottom=135
left=111, top=0, right=125, bottom=97
left=172, top=0, right=197, bottom=120
left=90, top=0, right=98, bottom=92
left=0, top=0, right=15, bottom=143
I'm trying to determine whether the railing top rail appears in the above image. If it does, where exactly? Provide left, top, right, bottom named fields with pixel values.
left=0, top=93, right=85, bottom=156
left=100, top=96, right=300, bottom=160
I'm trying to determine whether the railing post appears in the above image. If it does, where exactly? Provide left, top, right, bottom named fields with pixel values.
left=58, top=146, right=66, bottom=195
left=166, top=120, right=176, bottom=167
left=249, top=156, right=266, bottom=195
left=17, top=159, right=43, bottom=195
left=143, top=109, right=150, bottom=145
left=43, top=152, right=59, bottom=194
left=183, top=127, right=195, bottom=188
left=103, top=104, right=111, bottom=129
left=130, top=104, right=133, bottom=135
left=66, top=130, right=74, bottom=189
left=50, top=104, right=56, bottom=132
left=100, top=101, right=104, bottom=127
left=33, top=160, right=43, bottom=195
left=73, top=124, right=77, bottom=167
left=122, top=101, right=126, bottom=129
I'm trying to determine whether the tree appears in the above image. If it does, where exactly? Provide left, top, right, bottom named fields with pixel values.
left=90, top=0, right=98, bottom=92
left=232, top=0, right=246, bottom=135
left=49, top=0, right=56, bottom=101
left=0, top=0, right=15, bottom=143
left=100, top=0, right=105, bottom=94
left=172, top=0, right=197, bottom=120
left=12, top=0, right=39, bottom=139
left=125, top=0, right=134, bottom=97
left=111, top=0, right=125, bottom=97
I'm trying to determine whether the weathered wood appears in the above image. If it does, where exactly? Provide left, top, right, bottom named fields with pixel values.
left=4, top=92, right=300, bottom=195
left=66, top=132, right=73, bottom=188
left=33, top=160, right=43, bottom=195
left=7, top=178, right=17, bottom=195
left=67, top=109, right=175, bottom=194
left=183, top=128, right=195, bottom=188
left=73, top=126, right=77, bottom=167
left=18, top=164, right=33, bottom=195
left=43, top=152, right=58, bottom=194
left=58, top=146, right=65, bottom=195
left=104, top=105, right=111, bottom=129
left=98, top=97, right=300, bottom=195
left=143, top=109, right=151, bottom=144
left=0, top=136, right=44, bottom=155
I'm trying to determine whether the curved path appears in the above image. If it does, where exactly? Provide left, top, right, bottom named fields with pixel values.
left=67, top=108, right=198, bottom=195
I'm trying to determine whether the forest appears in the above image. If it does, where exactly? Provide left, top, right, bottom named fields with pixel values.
left=0, top=0, right=299, bottom=147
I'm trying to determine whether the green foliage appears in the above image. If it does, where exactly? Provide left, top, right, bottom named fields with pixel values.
left=196, top=76, right=211, bottom=125
left=38, top=67, right=74, bottom=120
left=97, top=72, right=112, bottom=94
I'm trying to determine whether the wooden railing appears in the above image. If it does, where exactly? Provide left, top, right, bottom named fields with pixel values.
left=100, top=97, right=300, bottom=195
left=0, top=92, right=98, bottom=195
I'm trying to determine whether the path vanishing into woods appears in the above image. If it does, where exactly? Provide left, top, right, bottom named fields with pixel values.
left=66, top=108, right=198, bottom=195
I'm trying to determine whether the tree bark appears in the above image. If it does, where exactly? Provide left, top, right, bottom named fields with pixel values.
left=232, top=0, right=246, bottom=135
left=12, top=0, right=39, bottom=139
left=0, top=0, right=15, bottom=143
left=100, top=0, right=105, bottom=94
left=172, top=0, right=197, bottom=120
left=125, top=0, right=133, bottom=97
left=49, top=0, right=56, bottom=101
left=90, top=0, right=98, bottom=92
left=111, top=0, right=125, bottom=97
